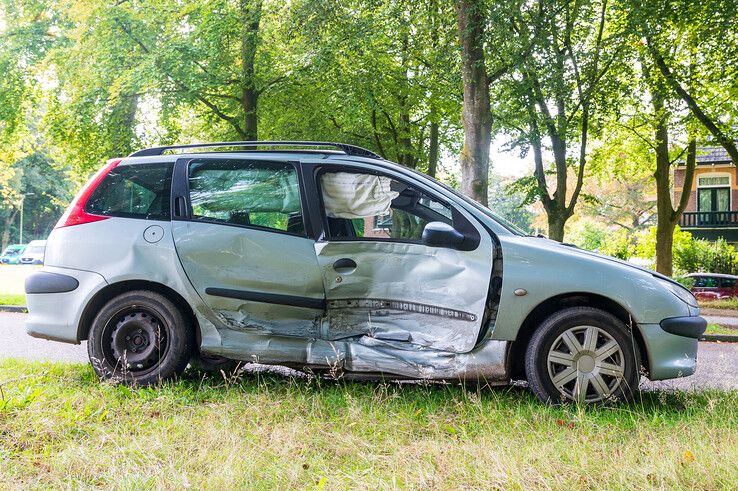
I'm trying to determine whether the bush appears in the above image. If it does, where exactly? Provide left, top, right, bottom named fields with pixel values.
left=674, top=237, right=738, bottom=275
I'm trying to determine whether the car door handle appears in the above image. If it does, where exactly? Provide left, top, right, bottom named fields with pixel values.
left=333, top=258, right=357, bottom=274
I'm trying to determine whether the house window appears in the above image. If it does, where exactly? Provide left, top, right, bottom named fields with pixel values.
left=697, top=173, right=731, bottom=225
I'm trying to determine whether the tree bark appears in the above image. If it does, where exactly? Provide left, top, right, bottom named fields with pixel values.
left=456, top=0, right=491, bottom=206
left=240, top=0, right=262, bottom=141
left=428, top=120, right=439, bottom=178
left=1, top=209, right=19, bottom=252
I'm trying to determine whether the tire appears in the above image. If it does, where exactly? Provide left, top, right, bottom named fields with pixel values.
left=524, top=307, right=640, bottom=404
left=87, top=290, right=195, bottom=386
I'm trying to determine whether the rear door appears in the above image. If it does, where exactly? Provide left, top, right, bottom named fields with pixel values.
left=170, top=157, right=325, bottom=338
left=306, top=164, right=495, bottom=354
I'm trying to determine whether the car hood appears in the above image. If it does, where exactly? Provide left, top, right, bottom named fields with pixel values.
left=515, top=235, right=686, bottom=289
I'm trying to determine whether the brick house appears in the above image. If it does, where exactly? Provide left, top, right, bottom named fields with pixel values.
left=674, top=146, right=738, bottom=242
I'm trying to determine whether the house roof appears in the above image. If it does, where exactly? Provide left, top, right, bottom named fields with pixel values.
left=676, top=144, right=737, bottom=165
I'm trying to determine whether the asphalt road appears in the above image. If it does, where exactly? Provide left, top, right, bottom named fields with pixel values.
left=1, top=312, right=736, bottom=391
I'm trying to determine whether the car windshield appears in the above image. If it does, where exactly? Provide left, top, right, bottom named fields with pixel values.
left=26, top=246, right=44, bottom=254
left=2, top=248, right=21, bottom=256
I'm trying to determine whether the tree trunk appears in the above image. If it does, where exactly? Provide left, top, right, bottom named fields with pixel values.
left=1, top=209, right=18, bottom=251
left=428, top=120, right=439, bottom=178
left=547, top=211, right=567, bottom=242
left=456, top=0, right=491, bottom=206
left=651, top=77, right=676, bottom=276
left=110, top=93, right=139, bottom=156
left=241, top=0, right=262, bottom=141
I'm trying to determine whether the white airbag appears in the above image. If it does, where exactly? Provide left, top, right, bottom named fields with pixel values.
left=321, top=172, right=399, bottom=218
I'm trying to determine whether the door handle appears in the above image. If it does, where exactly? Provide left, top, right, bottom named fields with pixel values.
left=333, top=258, right=357, bottom=274
left=174, top=196, right=187, bottom=218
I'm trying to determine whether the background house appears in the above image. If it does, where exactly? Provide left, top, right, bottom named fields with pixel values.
left=675, top=146, right=738, bottom=243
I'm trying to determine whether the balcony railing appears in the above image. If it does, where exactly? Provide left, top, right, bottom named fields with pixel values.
left=679, top=211, right=738, bottom=228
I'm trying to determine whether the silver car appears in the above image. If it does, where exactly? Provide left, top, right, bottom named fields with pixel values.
left=25, top=141, right=705, bottom=403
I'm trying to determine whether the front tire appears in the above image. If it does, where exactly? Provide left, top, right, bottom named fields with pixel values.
left=525, top=307, right=640, bottom=404
left=87, top=290, right=194, bottom=385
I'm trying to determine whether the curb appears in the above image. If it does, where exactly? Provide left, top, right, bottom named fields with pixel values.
left=701, top=334, right=738, bottom=343
left=0, top=305, right=27, bottom=313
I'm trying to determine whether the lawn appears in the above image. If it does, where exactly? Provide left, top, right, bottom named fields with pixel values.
left=0, top=265, right=36, bottom=306
left=0, top=361, right=736, bottom=489
left=705, top=323, right=738, bottom=336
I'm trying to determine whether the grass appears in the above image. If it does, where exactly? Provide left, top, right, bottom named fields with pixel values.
left=0, top=293, right=25, bottom=306
left=705, top=323, right=738, bottom=336
left=699, top=298, right=738, bottom=310
left=0, top=361, right=736, bottom=489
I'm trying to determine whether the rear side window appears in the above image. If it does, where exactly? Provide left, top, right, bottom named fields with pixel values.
left=721, top=278, right=736, bottom=287
left=187, top=159, right=304, bottom=235
left=86, top=163, right=173, bottom=220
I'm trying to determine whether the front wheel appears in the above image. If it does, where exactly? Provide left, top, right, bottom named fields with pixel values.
left=525, top=307, right=640, bottom=404
left=87, top=290, right=194, bottom=385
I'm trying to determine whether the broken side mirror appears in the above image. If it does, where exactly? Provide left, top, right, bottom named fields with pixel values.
left=421, top=221, right=465, bottom=249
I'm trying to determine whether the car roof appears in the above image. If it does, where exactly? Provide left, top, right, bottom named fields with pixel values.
left=686, top=272, right=738, bottom=279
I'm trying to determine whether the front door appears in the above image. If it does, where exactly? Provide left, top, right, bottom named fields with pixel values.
left=171, top=157, right=325, bottom=338
left=309, top=166, right=495, bottom=354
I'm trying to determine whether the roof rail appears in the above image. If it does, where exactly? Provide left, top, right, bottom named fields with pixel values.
left=128, top=141, right=383, bottom=159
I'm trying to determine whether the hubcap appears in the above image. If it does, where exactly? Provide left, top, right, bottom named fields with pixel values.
left=109, top=310, right=167, bottom=372
left=546, top=326, right=625, bottom=403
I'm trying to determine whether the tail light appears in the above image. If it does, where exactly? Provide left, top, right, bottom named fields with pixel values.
left=55, top=158, right=122, bottom=229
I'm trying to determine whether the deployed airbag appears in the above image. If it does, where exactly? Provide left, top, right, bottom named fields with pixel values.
left=321, top=172, right=399, bottom=218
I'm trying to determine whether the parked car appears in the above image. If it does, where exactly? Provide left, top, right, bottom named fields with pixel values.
left=19, top=240, right=46, bottom=265
left=0, top=244, right=26, bottom=265
left=686, top=273, right=738, bottom=301
left=24, top=141, right=705, bottom=404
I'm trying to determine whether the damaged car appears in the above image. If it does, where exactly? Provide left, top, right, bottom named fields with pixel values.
left=25, top=141, right=706, bottom=403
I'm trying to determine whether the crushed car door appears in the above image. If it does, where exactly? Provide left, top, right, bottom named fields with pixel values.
left=311, top=167, right=494, bottom=353
left=171, top=157, right=325, bottom=338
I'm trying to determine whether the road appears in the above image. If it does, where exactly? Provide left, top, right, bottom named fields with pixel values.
left=1, top=312, right=736, bottom=390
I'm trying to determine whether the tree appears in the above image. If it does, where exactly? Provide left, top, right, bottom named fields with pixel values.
left=625, top=0, right=738, bottom=274
left=497, top=0, right=626, bottom=241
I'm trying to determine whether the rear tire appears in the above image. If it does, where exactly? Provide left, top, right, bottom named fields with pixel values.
left=87, top=290, right=194, bottom=386
left=525, top=307, right=639, bottom=404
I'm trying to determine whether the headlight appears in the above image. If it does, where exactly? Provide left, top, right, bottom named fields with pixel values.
left=658, top=278, right=698, bottom=308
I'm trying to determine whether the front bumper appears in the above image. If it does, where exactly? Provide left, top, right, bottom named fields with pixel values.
left=25, top=266, right=107, bottom=344
left=638, top=315, right=705, bottom=381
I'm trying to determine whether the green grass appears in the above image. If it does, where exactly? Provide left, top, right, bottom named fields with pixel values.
left=0, top=293, right=25, bottom=306
left=705, top=323, right=738, bottom=336
left=0, top=361, right=736, bottom=489
left=699, top=298, right=738, bottom=310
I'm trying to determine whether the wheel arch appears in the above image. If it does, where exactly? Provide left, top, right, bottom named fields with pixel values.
left=77, top=280, right=201, bottom=347
left=509, top=292, right=648, bottom=379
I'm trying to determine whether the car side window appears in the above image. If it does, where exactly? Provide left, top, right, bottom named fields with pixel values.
left=319, top=170, right=453, bottom=241
left=188, top=159, right=304, bottom=235
left=86, top=162, right=173, bottom=220
left=721, top=278, right=736, bottom=288
left=702, top=276, right=719, bottom=288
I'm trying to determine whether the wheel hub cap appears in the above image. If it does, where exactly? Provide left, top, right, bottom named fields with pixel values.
left=546, top=325, right=626, bottom=403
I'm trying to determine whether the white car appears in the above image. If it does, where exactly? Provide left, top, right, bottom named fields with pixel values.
left=19, top=240, right=46, bottom=265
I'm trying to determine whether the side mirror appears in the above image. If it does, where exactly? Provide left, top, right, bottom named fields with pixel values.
left=422, top=221, right=465, bottom=249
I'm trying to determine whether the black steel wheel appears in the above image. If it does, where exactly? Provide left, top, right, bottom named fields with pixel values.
left=88, top=290, right=194, bottom=385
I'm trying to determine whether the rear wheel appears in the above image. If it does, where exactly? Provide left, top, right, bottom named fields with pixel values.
left=525, top=307, right=639, bottom=404
left=87, top=290, right=194, bottom=385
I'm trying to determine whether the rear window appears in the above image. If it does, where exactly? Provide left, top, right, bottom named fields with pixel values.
left=86, top=163, right=173, bottom=220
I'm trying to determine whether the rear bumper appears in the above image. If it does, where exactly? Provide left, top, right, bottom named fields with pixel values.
left=25, top=266, right=107, bottom=344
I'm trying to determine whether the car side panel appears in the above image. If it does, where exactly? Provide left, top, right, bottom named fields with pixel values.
left=491, top=236, right=690, bottom=342
left=41, top=217, right=222, bottom=346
